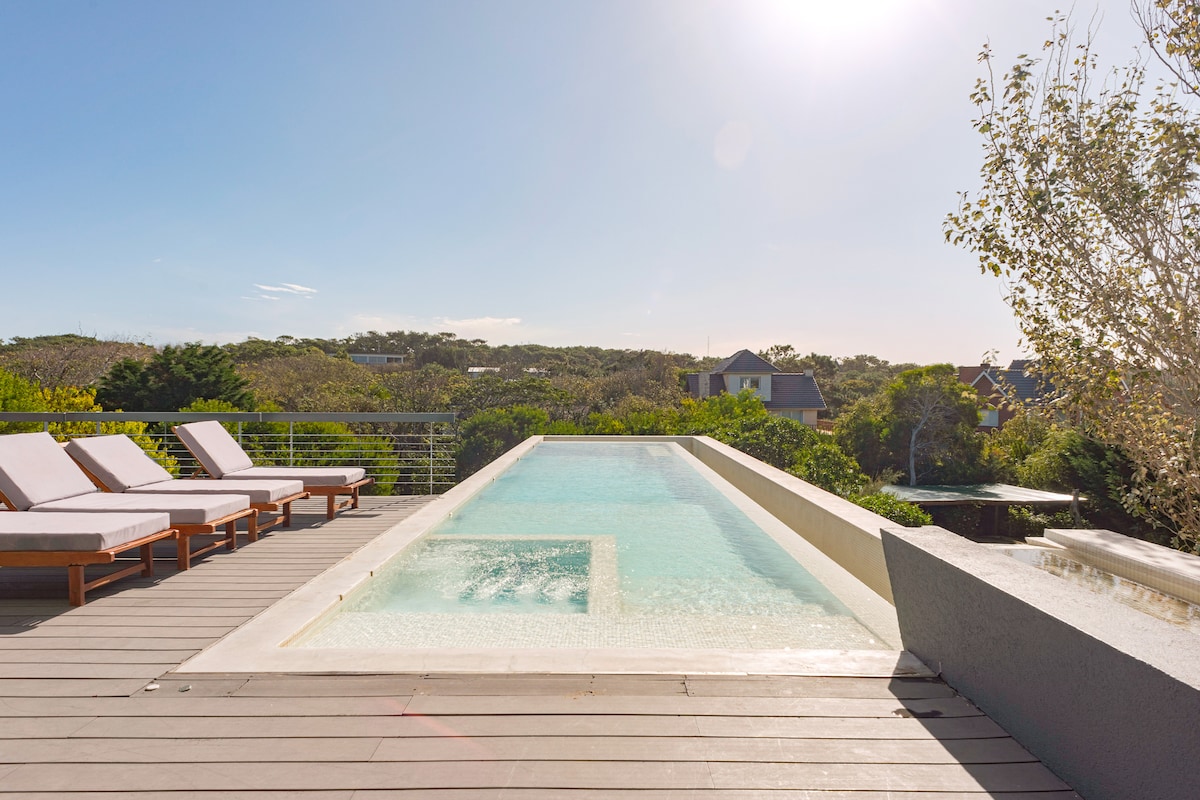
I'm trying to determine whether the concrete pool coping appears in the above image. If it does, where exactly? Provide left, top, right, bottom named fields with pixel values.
left=179, top=437, right=922, bottom=676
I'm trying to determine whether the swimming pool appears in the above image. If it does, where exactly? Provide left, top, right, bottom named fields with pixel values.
left=294, top=441, right=887, bottom=650
left=179, top=436, right=910, bottom=675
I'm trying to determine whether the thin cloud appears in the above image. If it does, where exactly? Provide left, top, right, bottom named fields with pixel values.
left=438, top=316, right=521, bottom=328
left=253, top=282, right=318, bottom=295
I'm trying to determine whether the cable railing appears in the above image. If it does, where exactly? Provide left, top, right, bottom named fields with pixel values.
left=0, top=412, right=460, bottom=495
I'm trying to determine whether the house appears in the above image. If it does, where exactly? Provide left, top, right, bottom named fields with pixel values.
left=686, top=349, right=826, bottom=425
left=349, top=353, right=407, bottom=366
left=958, top=359, right=1050, bottom=430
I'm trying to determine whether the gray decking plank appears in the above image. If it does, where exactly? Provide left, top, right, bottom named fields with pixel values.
left=229, top=675, right=688, bottom=698
left=0, top=737, right=381, bottom=763
left=346, top=792, right=1084, bottom=800
left=68, top=714, right=1007, bottom=742
left=0, top=717, right=96, bottom=738
left=709, top=762, right=1070, bottom=792
left=0, top=696, right=415, bottom=717
left=0, top=792, right=1085, bottom=800
left=0, top=625, right=233, bottom=638
left=0, top=678, right=152, bottom=697
left=695, top=715, right=1009, bottom=740
left=0, top=761, right=717, bottom=791
left=370, top=735, right=1036, bottom=764
left=0, top=663, right=173, bottom=679
left=401, top=694, right=981, bottom=718
left=0, top=649, right=198, bottom=664
left=72, top=713, right=705, bottom=739
left=684, top=677, right=955, bottom=699
left=0, top=793, right=356, bottom=799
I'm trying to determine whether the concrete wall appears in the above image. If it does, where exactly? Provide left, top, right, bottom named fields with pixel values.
left=883, top=525, right=1200, bottom=800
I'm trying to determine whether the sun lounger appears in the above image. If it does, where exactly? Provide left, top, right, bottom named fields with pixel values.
left=65, top=434, right=308, bottom=535
left=0, top=432, right=256, bottom=570
left=0, top=510, right=175, bottom=605
left=174, top=420, right=374, bottom=519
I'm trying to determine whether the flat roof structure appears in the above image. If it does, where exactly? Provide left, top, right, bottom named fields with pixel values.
left=883, top=483, right=1079, bottom=507
left=0, top=495, right=1078, bottom=796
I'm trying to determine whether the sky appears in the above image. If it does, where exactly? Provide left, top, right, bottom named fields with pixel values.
left=0, top=0, right=1148, bottom=365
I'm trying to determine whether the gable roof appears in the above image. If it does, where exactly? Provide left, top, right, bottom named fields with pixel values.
left=965, top=360, right=1051, bottom=405
left=711, top=349, right=779, bottom=374
left=766, top=374, right=827, bottom=411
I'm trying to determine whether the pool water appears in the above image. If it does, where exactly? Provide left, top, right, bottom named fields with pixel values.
left=1007, top=547, right=1200, bottom=634
left=296, top=441, right=890, bottom=650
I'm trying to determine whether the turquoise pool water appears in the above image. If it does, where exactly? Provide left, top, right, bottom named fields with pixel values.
left=297, top=441, right=889, bottom=650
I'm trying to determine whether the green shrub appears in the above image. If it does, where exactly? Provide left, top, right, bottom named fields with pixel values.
left=851, top=493, right=932, bottom=527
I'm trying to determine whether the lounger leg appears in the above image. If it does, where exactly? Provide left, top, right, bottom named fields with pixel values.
left=326, top=494, right=336, bottom=520
left=225, top=520, right=238, bottom=551
left=246, top=511, right=259, bottom=543
left=282, top=500, right=292, bottom=528
left=351, top=486, right=360, bottom=510
left=177, top=536, right=191, bottom=571
left=68, top=565, right=85, bottom=607
left=140, top=543, right=155, bottom=578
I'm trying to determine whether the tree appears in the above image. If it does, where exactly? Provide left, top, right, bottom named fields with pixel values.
left=96, top=343, right=254, bottom=411
left=243, top=353, right=382, bottom=412
left=455, top=406, right=550, bottom=479
left=0, top=367, right=45, bottom=433
left=836, top=367, right=984, bottom=486
left=884, top=366, right=983, bottom=486
left=0, top=334, right=155, bottom=389
left=945, top=1, right=1200, bottom=544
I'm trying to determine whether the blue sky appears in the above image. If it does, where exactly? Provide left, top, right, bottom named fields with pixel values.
left=0, top=0, right=1143, bottom=364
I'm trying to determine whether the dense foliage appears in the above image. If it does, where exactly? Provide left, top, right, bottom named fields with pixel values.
left=97, top=344, right=253, bottom=412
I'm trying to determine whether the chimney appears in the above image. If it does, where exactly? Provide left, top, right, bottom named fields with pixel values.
left=804, top=369, right=814, bottom=378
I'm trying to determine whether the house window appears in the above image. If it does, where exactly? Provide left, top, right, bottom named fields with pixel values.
left=740, top=377, right=760, bottom=391
left=981, top=409, right=1000, bottom=427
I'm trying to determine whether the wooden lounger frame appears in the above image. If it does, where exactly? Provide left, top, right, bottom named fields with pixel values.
left=304, top=479, right=374, bottom=520
left=0, top=489, right=255, bottom=573
left=0, top=515, right=177, bottom=606
left=243, top=489, right=309, bottom=532
left=173, top=508, right=257, bottom=571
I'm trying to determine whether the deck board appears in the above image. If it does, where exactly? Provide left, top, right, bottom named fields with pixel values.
left=0, top=496, right=1081, bottom=798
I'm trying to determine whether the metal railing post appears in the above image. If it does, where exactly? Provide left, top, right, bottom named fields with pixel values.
left=429, top=422, right=435, bottom=494
left=237, top=421, right=242, bottom=445
left=288, top=422, right=295, bottom=466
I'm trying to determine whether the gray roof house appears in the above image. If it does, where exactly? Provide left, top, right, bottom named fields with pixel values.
left=958, top=360, right=1052, bottom=430
left=686, top=349, right=827, bottom=425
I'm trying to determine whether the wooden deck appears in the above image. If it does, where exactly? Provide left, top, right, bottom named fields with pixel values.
left=0, top=497, right=1080, bottom=798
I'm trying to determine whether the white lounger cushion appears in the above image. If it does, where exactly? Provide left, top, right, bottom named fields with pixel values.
left=174, top=421, right=367, bottom=486
left=0, top=432, right=100, bottom=511
left=64, top=435, right=173, bottom=491
left=224, top=466, right=367, bottom=486
left=0, top=511, right=171, bottom=552
left=64, top=434, right=304, bottom=503
left=33, top=492, right=249, bottom=526
left=127, top=478, right=304, bottom=504
left=173, top=421, right=253, bottom=478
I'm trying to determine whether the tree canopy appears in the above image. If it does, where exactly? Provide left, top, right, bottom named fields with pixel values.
left=946, top=0, right=1200, bottom=544
left=96, top=343, right=254, bottom=411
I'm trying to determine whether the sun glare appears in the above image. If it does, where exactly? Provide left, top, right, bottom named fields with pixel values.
left=747, top=0, right=924, bottom=63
